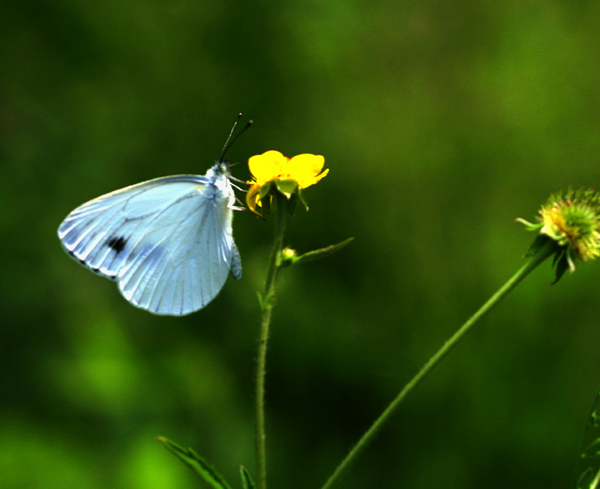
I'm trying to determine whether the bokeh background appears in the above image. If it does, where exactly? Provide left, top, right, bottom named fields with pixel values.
left=3, top=0, right=600, bottom=488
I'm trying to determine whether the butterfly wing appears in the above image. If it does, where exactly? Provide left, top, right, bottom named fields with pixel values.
left=58, top=173, right=241, bottom=316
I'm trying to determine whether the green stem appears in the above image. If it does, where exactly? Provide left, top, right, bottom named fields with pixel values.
left=256, top=194, right=287, bottom=489
left=320, top=240, right=556, bottom=489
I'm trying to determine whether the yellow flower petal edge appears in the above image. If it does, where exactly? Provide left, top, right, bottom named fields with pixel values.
left=248, top=151, right=289, bottom=185
left=246, top=184, right=262, bottom=214
left=247, top=151, right=328, bottom=189
left=287, top=154, right=328, bottom=189
left=246, top=150, right=328, bottom=215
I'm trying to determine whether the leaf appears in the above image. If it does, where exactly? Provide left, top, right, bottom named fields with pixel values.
left=552, top=251, right=570, bottom=284
left=523, top=233, right=550, bottom=257
left=582, top=438, right=600, bottom=459
left=284, top=192, right=300, bottom=217
left=576, top=391, right=600, bottom=489
left=158, top=437, right=233, bottom=489
left=577, top=467, right=600, bottom=489
left=240, top=466, right=255, bottom=489
left=296, top=187, right=309, bottom=212
left=256, top=290, right=265, bottom=309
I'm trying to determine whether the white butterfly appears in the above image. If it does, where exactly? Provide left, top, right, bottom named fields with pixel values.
left=57, top=161, right=242, bottom=316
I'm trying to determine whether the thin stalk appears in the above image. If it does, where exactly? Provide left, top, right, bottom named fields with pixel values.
left=256, top=194, right=287, bottom=489
left=320, top=240, right=556, bottom=489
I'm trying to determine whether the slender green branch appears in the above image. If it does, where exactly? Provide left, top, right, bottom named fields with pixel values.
left=255, top=194, right=287, bottom=489
left=320, top=240, right=557, bottom=489
left=255, top=310, right=270, bottom=489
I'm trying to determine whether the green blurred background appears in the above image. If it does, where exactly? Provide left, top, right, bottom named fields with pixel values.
left=3, top=0, right=600, bottom=487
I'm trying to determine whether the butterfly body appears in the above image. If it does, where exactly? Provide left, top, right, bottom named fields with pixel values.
left=58, top=162, right=241, bottom=316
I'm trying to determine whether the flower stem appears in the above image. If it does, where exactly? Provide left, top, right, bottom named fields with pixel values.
left=320, top=240, right=556, bottom=489
left=256, top=194, right=287, bottom=489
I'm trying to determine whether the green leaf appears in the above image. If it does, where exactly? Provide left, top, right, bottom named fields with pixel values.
left=582, top=438, right=600, bottom=459
left=256, top=183, right=273, bottom=215
left=576, top=391, right=600, bottom=489
left=296, top=187, right=309, bottom=212
left=158, top=437, right=233, bottom=489
left=240, top=466, right=255, bottom=489
left=552, top=251, right=570, bottom=284
left=516, top=217, right=543, bottom=233
left=284, top=192, right=299, bottom=217
left=577, top=467, right=600, bottom=489
left=523, top=233, right=551, bottom=257
left=256, top=290, right=265, bottom=309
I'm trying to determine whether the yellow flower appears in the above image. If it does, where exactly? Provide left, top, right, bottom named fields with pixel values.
left=518, top=188, right=600, bottom=283
left=246, top=151, right=328, bottom=215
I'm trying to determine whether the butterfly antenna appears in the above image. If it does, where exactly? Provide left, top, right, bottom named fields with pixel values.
left=219, top=113, right=253, bottom=161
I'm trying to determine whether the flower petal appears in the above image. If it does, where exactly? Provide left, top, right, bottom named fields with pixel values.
left=248, top=151, right=289, bottom=183
left=287, top=154, right=328, bottom=188
left=246, top=184, right=261, bottom=214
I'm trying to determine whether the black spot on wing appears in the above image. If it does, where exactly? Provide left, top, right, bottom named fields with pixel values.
left=67, top=250, right=117, bottom=280
left=107, top=236, right=127, bottom=254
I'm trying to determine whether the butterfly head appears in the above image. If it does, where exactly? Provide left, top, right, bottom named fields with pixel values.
left=216, top=160, right=231, bottom=176
left=206, top=160, right=231, bottom=182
